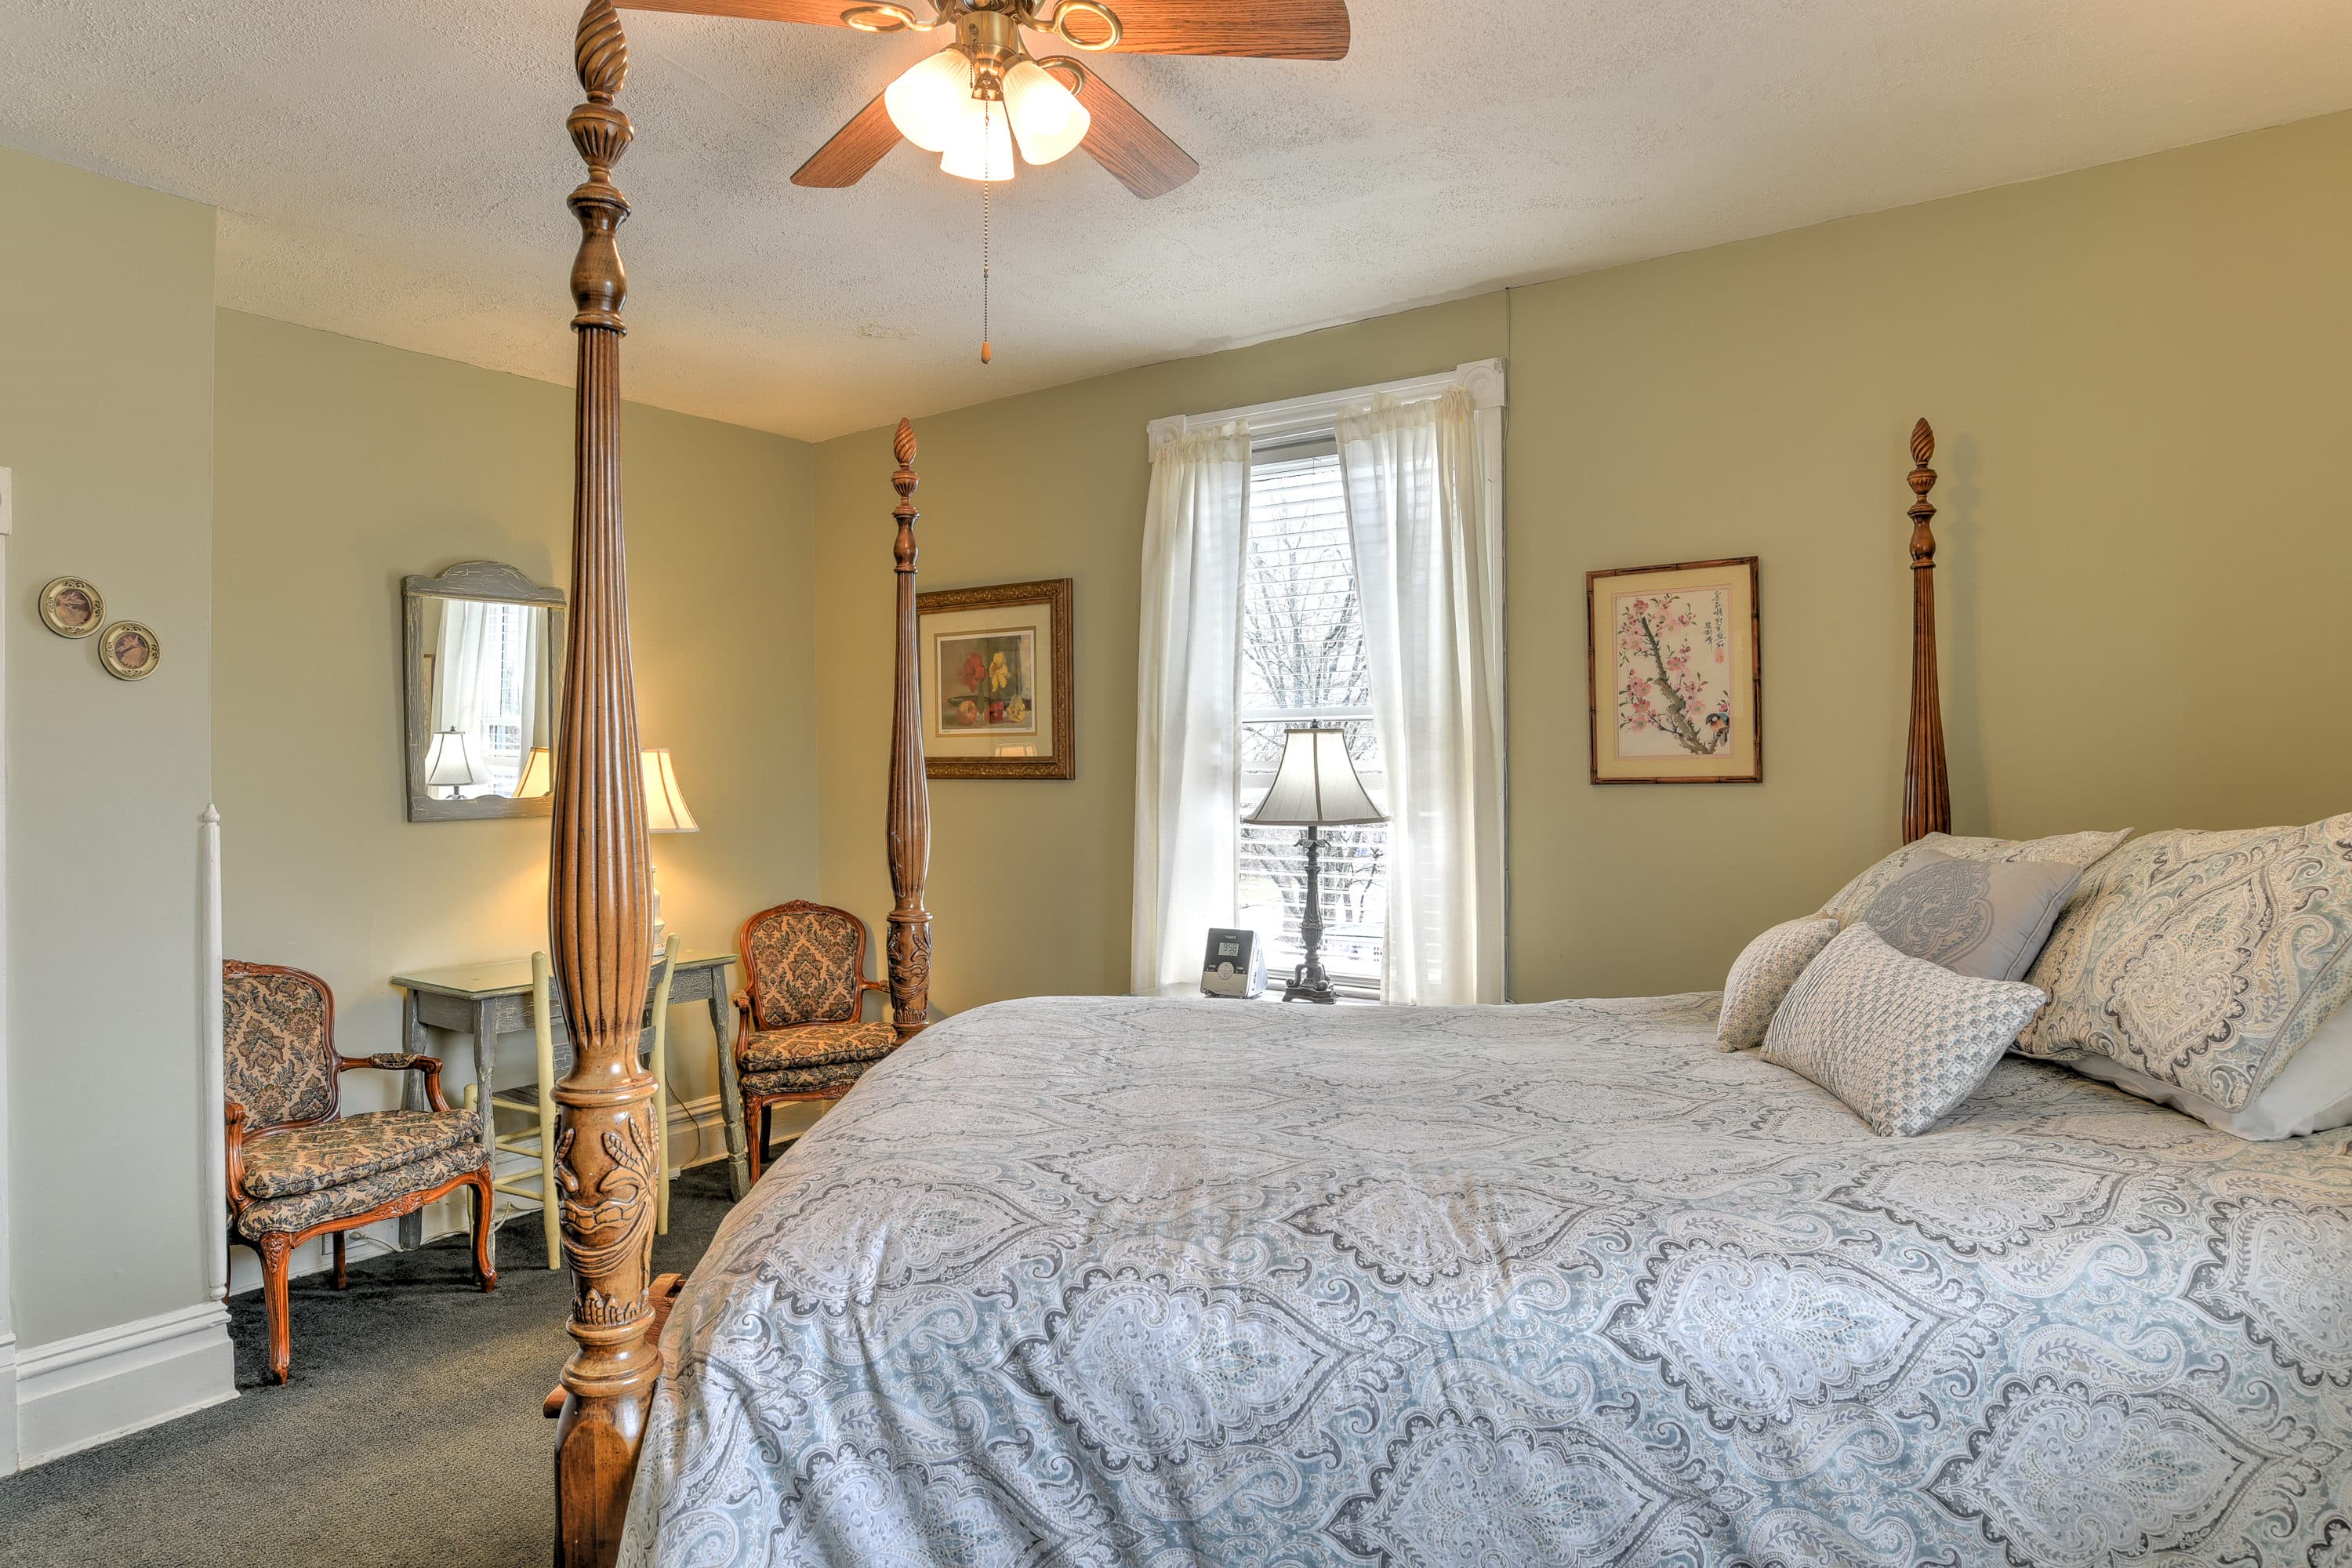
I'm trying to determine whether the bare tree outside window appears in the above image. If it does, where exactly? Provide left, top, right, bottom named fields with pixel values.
left=1238, top=448, right=1388, bottom=988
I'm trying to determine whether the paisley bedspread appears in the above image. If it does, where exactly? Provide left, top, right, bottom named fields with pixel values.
left=619, top=993, right=2352, bottom=1567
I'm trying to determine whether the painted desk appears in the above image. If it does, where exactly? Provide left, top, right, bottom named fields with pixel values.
left=389, top=949, right=753, bottom=1247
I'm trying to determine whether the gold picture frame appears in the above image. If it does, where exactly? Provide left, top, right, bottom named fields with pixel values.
left=916, top=578, right=1074, bottom=779
left=39, top=576, right=103, bottom=639
left=97, top=620, right=162, bottom=681
left=1587, top=557, right=1761, bottom=784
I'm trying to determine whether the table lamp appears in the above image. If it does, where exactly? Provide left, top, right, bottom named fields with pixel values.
left=641, top=749, right=699, bottom=946
left=423, top=728, right=477, bottom=797
left=1242, top=727, right=1386, bottom=1004
left=511, top=746, right=553, bottom=799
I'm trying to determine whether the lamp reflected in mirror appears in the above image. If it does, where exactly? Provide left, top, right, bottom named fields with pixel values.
left=512, top=746, right=553, bottom=800
left=423, top=728, right=478, bottom=796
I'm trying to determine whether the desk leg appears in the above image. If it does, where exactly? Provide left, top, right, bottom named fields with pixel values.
left=398, top=989, right=426, bottom=1250
left=471, top=997, right=499, bottom=1199
left=709, top=991, right=750, bottom=1200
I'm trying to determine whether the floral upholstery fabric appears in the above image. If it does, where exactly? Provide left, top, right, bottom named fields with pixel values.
left=739, top=1058, right=875, bottom=1098
left=1762, top=924, right=2048, bottom=1136
left=1819, top=829, right=2131, bottom=926
left=223, top=967, right=338, bottom=1128
left=619, top=993, right=2352, bottom=1567
left=744, top=906, right=866, bottom=1029
left=1715, top=916, right=1838, bottom=1051
left=2018, top=813, right=2352, bottom=1111
left=239, top=1108, right=483, bottom=1199
left=739, top=1020, right=899, bottom=1073
left=234, top=1142, right=484, bottom=1240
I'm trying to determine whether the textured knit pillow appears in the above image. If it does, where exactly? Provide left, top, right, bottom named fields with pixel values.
left=1762, top=924, right=2047, bottom=1136
left=1819, top=829, right=2130, bottom=925
left=1857, top=851, right=2082, bottom=982
left=1716, top=917, right=1840, bottom=1051
left=2016, top=813, right=2352, bottom=1111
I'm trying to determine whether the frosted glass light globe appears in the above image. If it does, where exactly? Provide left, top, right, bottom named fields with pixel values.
left=939, top=96, right=1017, bottom=181
left=884, top=48, right=973, bottom=153
left=1003, top=60, right=1090, bottom=165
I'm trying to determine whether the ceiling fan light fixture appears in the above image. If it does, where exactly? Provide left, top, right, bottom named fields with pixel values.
left=883, top=46, right=973, bottom=153
left=1002, top=59, right=1090, bottom=165
left=938, top=95, right=1016, bottom=181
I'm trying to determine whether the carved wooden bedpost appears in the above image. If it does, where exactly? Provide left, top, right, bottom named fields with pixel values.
left=887, top=419, right=934, bottom=1039
left=550, top=4, right=659, bottom=1563
left=1902, top=418, right=1952, bottom=844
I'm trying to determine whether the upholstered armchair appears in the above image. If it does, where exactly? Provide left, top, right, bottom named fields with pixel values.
left=223, top=960, right=495, bottom=1383
left=731, top=901, right=901, bottom=1181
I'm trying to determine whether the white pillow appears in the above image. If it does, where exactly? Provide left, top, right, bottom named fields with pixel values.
left=2064, top=1002, right=2352, bottom=1140
left=1716, top=917, right=1840, bottom=1051
left=1762, top=924, right=2047, bottom=1137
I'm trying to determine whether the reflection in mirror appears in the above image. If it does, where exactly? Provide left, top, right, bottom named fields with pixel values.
left=402, top=561, right=567, bottom=822
left=419, top=597, right=554, bottom=799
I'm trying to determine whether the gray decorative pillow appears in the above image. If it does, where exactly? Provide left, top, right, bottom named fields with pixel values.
left=1716, top=917, right=1840, bottom=1051
left=1858, top=851, right=2082, bottom=982
left=1762, top=924, right=2047, bottom=1137
left=2017, top=812, right=2352, bottom=1111
left=1819, top=829, right=2130, bottom=925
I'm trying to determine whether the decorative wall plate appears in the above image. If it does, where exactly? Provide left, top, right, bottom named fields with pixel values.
left=38, top=576, right=103, bottom=639
left=97, top=621, right=161, bottom=681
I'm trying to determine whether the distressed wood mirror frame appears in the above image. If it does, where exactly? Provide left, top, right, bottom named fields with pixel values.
left=401, top=559, right=568, bottom=822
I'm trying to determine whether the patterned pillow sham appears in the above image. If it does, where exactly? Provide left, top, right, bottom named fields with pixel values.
left=2016, top=813, right=2352, bottom=1112
left=2063, top=999, right=2352, bottom=1139
left=1761, top=924, right=2047, bottom=1137
left=1818, top=828, right=2131, bottom=926
left=1857, top=851, right=2082, bottom=982
left=1715, top=917, right=1839, bottom=1051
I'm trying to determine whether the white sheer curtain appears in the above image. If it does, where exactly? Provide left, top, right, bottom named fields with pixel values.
left=430, top=600, right=491, bottom=797
left=1131, top=421, right=1253, bottom=994
left=1338, top=386, right=1507, bottom=1004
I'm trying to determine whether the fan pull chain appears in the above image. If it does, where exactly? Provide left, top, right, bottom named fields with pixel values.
left=980, top=100, right=994, bottom=366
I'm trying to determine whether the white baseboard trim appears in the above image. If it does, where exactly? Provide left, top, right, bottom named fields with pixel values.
left=0, top=1332, right=17, bottom=1475
left=14, top=1301, right=235, bottom=1468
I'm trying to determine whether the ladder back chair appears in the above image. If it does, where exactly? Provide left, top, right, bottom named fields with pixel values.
left=479, top=935, right=680, bottom=1268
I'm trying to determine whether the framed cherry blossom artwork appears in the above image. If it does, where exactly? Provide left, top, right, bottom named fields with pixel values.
left=1586, top=557, right=1761, bottom=784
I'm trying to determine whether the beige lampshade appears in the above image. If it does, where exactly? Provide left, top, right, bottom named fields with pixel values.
left=1243, top=727, right=1385, bottom=826
left=511, top=746, right=553, bottom=799
left=641, top=749, right=700, bottom=834
left=423, top=728, right=477, bottom=789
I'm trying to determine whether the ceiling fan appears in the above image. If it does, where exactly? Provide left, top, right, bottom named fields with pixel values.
left=619, top=0, right=1352, bottom=198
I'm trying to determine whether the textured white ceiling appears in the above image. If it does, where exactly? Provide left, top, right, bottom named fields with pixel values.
left=4, top=1, right=2350, bottom=440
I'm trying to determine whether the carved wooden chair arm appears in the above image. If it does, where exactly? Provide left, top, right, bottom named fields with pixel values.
left=223, top=1100, right=251, bottom=1210
left=339, top=1051, right=452, bottom=1112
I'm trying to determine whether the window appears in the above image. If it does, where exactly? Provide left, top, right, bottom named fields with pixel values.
left=1236, top=437, right=1387, bottom=993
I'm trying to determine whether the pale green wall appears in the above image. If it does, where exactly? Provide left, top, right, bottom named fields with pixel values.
left=212, top=311, right=819, bottom=1173
left=810, top=108, right=2352, bottom=1010
left=810, top=296, right=1507, bottom=1014
left=2, top=150, right=218, bottom=1348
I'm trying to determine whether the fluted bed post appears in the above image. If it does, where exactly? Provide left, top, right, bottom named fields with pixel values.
left=1902, top=418, right=1951, bottom=844
left=550, top=4, right=659, bottom=1563
left=886, top=419, right=934, bottom=1040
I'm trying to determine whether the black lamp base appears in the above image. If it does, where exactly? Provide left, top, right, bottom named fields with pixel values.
left=1281, top=968, right=1341, bottom=1005
left=1283, top=823, right=1341, bottom=1004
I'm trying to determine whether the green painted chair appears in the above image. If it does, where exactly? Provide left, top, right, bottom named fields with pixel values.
left=474, top=935, right=679, bottom=1269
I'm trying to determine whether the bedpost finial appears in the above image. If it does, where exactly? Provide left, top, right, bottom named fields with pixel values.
left=895, top=417, right=917, bottom=469
left=1907, top=418, right=1937, bottom=561
left=577, top=0, right=629, bottom=105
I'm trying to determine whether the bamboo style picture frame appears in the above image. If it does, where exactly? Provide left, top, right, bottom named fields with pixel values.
left=1586, top=557, right=1762, bottom=784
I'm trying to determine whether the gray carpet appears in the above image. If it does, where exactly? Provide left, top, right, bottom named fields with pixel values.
left=0, top=1163, right=738, bottom=1568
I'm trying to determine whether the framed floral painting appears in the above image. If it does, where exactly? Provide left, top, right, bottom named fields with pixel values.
left=1586, top=557, right=1761, bottom=784
left=916, top=578, right=1074, bottom=779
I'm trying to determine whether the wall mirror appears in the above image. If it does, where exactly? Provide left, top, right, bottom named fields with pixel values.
left=401, top=561, right=566, bottom=822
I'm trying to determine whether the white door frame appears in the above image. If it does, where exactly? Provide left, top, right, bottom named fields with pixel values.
left=1, top=466, right=19, bottom=1473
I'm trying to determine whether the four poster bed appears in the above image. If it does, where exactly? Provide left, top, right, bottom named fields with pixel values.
left=543, top=7, right=2352, bottom=1564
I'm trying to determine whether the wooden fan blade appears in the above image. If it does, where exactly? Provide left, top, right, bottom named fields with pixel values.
left=1058, top=0, right=1349, bottom=59
left=793, top=91, right=902, bottom=187
left=619, top=0, right=862, bottom=24
left=1075, top=71, right=1198, bottom=198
